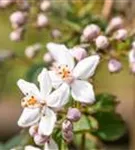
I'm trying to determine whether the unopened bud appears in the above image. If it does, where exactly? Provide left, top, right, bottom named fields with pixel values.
left=82, top=24, right=100, bottom=42
left=25, top=46, right=35, bottom=58
left=33, top=43, right=42, bottom=51
left=9, top=29, right=22, bottom=42
left=43, top=52, right=53, bottom=62
left=34, top=134, right=49, bottom=146
left=25, top=43, right=41, bottom=59
left=95, top=35, right=109, bottom=49
left=108, top=59, right=122, bottom=73
left=106, top=17, right=124, bottom=34
left=40, top=0, right=51, bottom=11
left=62, top=120, right=73, bottom=132
left=114, top=29, right=127, bottom=41
left=10, top=11, right=26, bottom=26
left=62, top=130, right=73, bottom=143
left=37, top=13, right=49, bottom=28
left=51, top=29, right=62, bottom=39
left=0, top=50, right=14, bottom=62
left=29, top=125, right=38, bottom=137
left=0, top=0, right=14, bottom=8
left=67, top=108, right=81, bottom=122
left=70, top=47, right=87, bottom=61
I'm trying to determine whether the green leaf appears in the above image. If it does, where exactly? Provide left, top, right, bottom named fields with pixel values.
left=60, top=140, right=68, bottom=150
left=74, top=134, right=98, bottom=150
left=53, top=128, right=62, bottom=149
left=4, top=131, right=31, bottom=149
left=0, top=143, right=5, bottom=150
left=93, top=112, right=126, bottom=141
left=73, top=115, right=91, bottom=132
left=91, top=93, right=118, bottom=112
left=117, top=38, right=131, bottom=51
left=88, top=116, right=99, bottom=131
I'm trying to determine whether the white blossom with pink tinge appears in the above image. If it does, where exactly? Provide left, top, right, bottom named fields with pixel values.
left=17, top=68, right=69, bottom=136
left=47, top=43, right=100, bottom=104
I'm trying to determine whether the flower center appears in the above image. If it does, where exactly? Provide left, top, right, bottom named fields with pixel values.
left=21, top=96, right=45, bottom=108
left=27, top=96, right=37, bottom=105
left=58, top=65, right=72, bottom=79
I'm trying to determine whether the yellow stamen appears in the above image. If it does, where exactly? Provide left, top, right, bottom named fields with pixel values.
left=27, top=96, right=37, bottom=106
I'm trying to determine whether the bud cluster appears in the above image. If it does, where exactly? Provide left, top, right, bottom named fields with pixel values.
left=0, top=0, right=53, bottom=42
left=25, top=43, right=42, bottom=59
left=29, top=124, right=49, bottom=146
left=62, top=108, right=81, bottom=142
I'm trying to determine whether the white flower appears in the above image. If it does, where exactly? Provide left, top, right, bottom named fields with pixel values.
left=17, top=68, right=69, bottom=136
left=44, top=138, right=58, bottom=150
left=47, top=43, right=100, bottom=104
left=24, top=138, right=58, bottom=150
left=25, top=145, right=41, bottom=150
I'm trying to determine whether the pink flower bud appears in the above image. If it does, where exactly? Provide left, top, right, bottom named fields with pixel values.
left=62, top=130, right=73, bottom=143
left=25, top=44, right=41, bottom=59
left=33, top=43, right=42, bottom=51
left=9, top=30, right=21, bottom=42
left=114, top=29, right=127, bottom=41
left=106, top=17, right=124, bottom=34
left=67, top=108, right=81, bottom=122
left=108, top=59, right=122, bottom=73
left=43, top=52, right=53, bottom=62
left=62, top=120, right=73, bottom=132
left=0, top=0, right=14, bottom=8
left=34, top=134, right=49, bottom=146
left=95, top=35, right=109, bottom=49
left=37, top=13, right=49, bottom=28
left=40, top=0, right=51, bottom=11
left=82, top=24, right=100, bottom=42
left=51, top=29, right=62, bottom=39
left=29, top=125, right=38, bottom=137
left=70, top=47, right=87, bottom=61
left=10, top=11, right=25, bottom=26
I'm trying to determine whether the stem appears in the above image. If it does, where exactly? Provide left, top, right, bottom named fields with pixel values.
left=81, top=133, right=86, bottom=150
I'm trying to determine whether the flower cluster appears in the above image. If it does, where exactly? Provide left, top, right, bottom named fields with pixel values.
left=17, top=43, right=100, bottom=149
left=80, top=16, right=135, bottom=74
left=0, top=0, right=62, bottom=42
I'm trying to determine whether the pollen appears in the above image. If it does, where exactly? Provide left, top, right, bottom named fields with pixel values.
left=58, top=65, right=71, bottom=79
left=28, top=96, right=37, bottom=105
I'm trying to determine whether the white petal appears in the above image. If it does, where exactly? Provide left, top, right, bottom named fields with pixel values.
left=47, top=42, right=75, bottom=69
left=18, top=108, right=40, bottom=127
left=73, top=55, right=100, bottom=79
left=46, top=83, right=70, bottom=108
left=38, top=68, right=52, bottom=99
left=38, top=108, right=56, bottom=136
left=71, top=80, right=95, bottom=103
left=49, top=71, right=63, bottom=88
left=25, top=145, right=41, bottom=150
left=44, top=138, right=58, bottom=150
left=17, top=79, right=40, bottom=98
